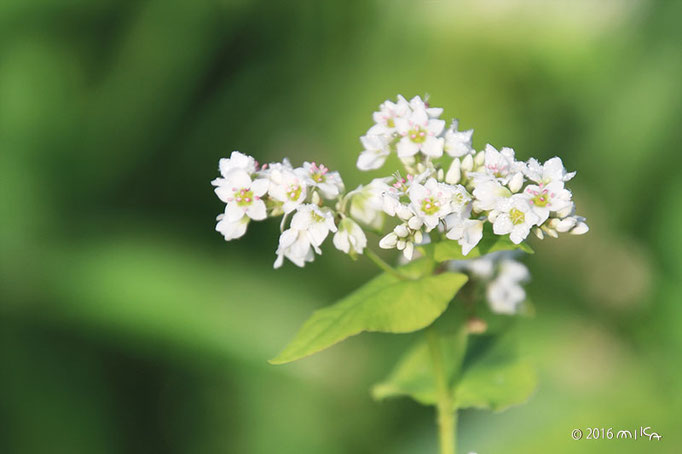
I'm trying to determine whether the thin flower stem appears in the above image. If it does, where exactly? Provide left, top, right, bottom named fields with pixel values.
left=364, top=248, right=408, bottom=280
left=426, top=325, right=456, bottom=454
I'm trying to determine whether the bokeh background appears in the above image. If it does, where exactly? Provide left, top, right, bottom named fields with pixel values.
left=1, top=0, right=681, bottom=452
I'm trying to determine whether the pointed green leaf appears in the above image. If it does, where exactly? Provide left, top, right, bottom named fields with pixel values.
left=270, top=261, right=468, bottom=364
left=426, top=228, right=534, bottom=262
left=372, top=332, right=536, bottom=413
left=454, top=335, right=537, bottom=411
left=372, top=330, right=466, bottom=405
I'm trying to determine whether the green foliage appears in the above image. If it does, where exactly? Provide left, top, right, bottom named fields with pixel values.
left=373, top=332, right=536, bottom=412
left=270, top=259, right=468, bottom=364
left=425, top=230, right=534, bottom=262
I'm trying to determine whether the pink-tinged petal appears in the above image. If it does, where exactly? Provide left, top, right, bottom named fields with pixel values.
left=397, top=138, right=419, bottom=158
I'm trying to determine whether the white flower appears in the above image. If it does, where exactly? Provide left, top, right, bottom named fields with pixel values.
left=478, top=144, right=526, bottom=184
left=348, top=178, right=391, bottom=230
left=472, top=177, right=511, bottom=212
left=525, top=156, right=575, bottom=186
left=274, top=228, right=314, bottom=268
left=395, top=105, right=445, bottom=158
left=523, top=181, right=573, bottom=224
left=215, top=151, right=257, bottom=180
left=493, top=195, right=541, bottom=244
left=358, top=134, right=391, bottom=171
left=408, top=178, right=456, bottom=230
left=215, top=214, right=249, bottom=241
left=407, top=95, right=443, bottom=118
left=214, top=169, right=269, bottom=222
left=298, top=161, right=344, bottom=199
left=443, top=120, right=474, bottom=157
left=333, top=218, right=367, bottom=256
left=487, top=259, right=529, bottom=314
left=379, top=223, right=424, bottom=261
left=445, top=212, right=484, bottom=256
left=290, top=204, right=337, bottom=251
left=268, top=167, right=307, bottom=213
left=368, top=95, right=410, bottom=136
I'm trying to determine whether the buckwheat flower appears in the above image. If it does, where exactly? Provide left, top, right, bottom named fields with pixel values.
left=333, top=218, right=367, bottom=256
left=523, top=181, right=573, bottom=224
left=368, top=95, right=410, bottom=136
left=524, top=156, right=575, bottom=186
left=493, top=195, right=541, bottom=244
left=443, top=120, right=474, bottom=158
left=298, top=161, right=345, bottom=199
left=348, top=178, right=391, bottom=230
left=290, top=204, right=337, bottom=251
left=487, top=259, right=530, bottom=314
left=477, top=144, right=526, bottom=184
left=214, top=169, right=269, bottom=222
left=215, top=214, right=249, bottom=241
left=472, top=177, right=511, bottom=212
left=395, top=104, right=446, bottom=158
left=216, top=151, right=257, bottom=180
left=407, top=95, right=444, bottom=119
left=408, top=178, right=456, bottom=230
left=358, top=134, right=391, bottom=171
left=445, top=212, right=484, bottom=256
left=379, top=223, right=424, bottom=260
left=268, top=167, right=307, bottom=213
left=274, top=228, right=314, bottom=268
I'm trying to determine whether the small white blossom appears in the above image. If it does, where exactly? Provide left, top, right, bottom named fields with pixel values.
left=215, top=151, right=257, bottom=180
left=358, top=134, right=392, bottom=171
left=525, top=156, right=575, bottom=186
left=274, top=228, right=314, bottom=268
left=445, top=212, right=484, bottom=256
left=214, top=169, right=269, bottom=222
left=368, top=95, right=410, bottom=136
left=268, top=167, right=307, bottom=214
left=215, top=214, right=249, bottom=241
left=298, top=161, right=344, bottom=199
left=476, top=144, right=526, bottom=184
left=487, top=259, right=530, bottom=314
left=472, top=177, right=511, bottom=212
left=523, top=181, right=573, bottom=224
left=348, top=178, right=391, bottom=230
left=290, top=204, right=337, bottom=251
left=379, top=223, right=424, bottom=261
left=493, top=195, right=541, bottom=244
left=395, top=104, right=445, bottom=158
left=443, top=120, right=474, bottom=158
left=408, top=178, right=457, bottom=230
left=333, top=218, right=367, bottom=256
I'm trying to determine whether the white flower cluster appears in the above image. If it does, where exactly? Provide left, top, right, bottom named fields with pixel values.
left=213, top=94, right=588, bottom=269
left=449, top=251, right=530, bottom=315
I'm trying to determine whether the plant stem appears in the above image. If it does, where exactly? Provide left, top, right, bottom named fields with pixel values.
left=426, top=326, right=456, bottom=454
left=365, top=248, right=408, bottom=280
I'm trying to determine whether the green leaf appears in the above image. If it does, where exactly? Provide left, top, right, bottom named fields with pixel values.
left=269, top=260, right=468, bottom=365
left=372, top=330, right=467, bottom=405
left=372, top=332, right=536, bottom=413
left=426, top=228, right=534, bottom=262
left=454, top=335, right=537, bottom=411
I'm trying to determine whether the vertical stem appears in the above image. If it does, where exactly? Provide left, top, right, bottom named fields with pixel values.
left=426, top=326, right=456, bottom=454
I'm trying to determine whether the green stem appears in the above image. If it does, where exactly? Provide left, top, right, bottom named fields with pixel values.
left=365, top=248, right=408, bottom=280
left=426, top=326, right=456, bottom=454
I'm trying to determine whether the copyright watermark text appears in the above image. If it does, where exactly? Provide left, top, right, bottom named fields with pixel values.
left=571, top=427, right=663, bottom=441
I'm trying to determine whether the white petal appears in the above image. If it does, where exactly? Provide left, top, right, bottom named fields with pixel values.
left=396, top=138, right=420, bottom=158
left=246, top=200, right=267, bottom=220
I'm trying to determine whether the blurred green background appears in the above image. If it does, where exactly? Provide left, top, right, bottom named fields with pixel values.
left=1, top=0, right=681, bottom=452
